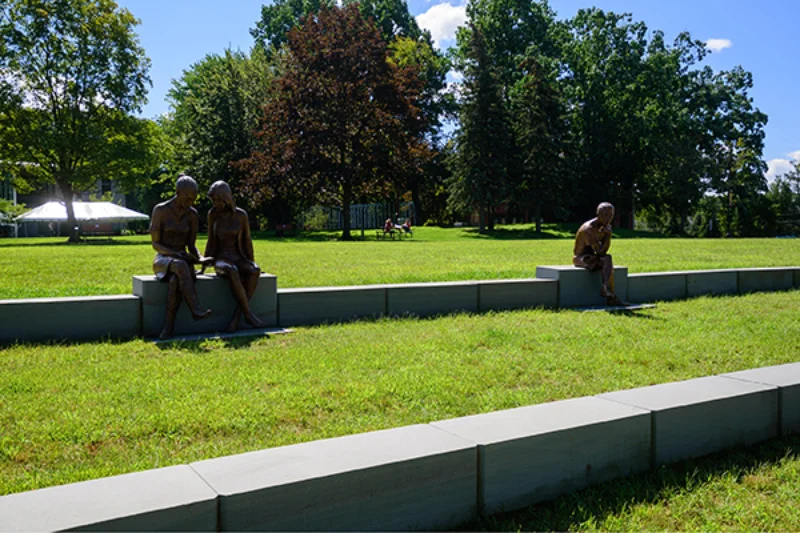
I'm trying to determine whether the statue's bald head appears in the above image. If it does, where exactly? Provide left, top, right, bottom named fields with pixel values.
left=597, top=202, right=614, bottom=216
left=176, top=174, right=198, bottom=195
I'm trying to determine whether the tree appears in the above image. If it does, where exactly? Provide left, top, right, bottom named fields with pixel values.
left=250, top=0, right=334, bottom=52
left=0, top=0, right=152, bottom=242
left=238, top=5, right=426, bottom=240
left=167, top=48, right=276, bottom=204
left=448, top=23, right=515, bottom=233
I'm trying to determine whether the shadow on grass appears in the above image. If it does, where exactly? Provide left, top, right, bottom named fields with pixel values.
left=460, top=224, right=671, bottom=240
left=154, top=334, right=268, bottom=352
left=458, top=435, right=800, bottom=532
left=0, top=238, right=151, bottom=248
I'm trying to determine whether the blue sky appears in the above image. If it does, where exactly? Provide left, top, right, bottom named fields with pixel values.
left=117, top=0, right=798, bottom=181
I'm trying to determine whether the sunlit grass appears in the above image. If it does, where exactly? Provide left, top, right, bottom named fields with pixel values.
left=2, top=290, right=798, bottom=503
left=1, top=224, right=798, bottom=299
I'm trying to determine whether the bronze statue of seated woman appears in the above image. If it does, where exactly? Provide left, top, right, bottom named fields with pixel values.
left=204, top=180, right=266, bottom=332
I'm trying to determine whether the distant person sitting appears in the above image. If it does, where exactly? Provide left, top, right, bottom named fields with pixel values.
left=573, top=202, right=627, bottom=306
left=400, top=218, right=413, bottom=234
left=383, top=218, right=394, bottom=235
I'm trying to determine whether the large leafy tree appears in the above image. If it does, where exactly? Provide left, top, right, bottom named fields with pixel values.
left=561, top=9, right=652, bottom=227
left=448, top=23, right=515, bottom=233
left=167, top=48, right=276, bottom=204
left=0, top=0, right=152, bottom=242
left=510, top=54, right=571, bottom=231
left=238, top=4, right=426, bottom=240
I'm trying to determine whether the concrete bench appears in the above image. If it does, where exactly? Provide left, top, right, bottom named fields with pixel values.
left=0, top=465, right=218, bottom=532
left=133, top=273, right=277, bottom=338
left=599, top=376, right=778, bottom=466
left=190, top=425, right=476, bottom=531
left=431, top=397, right=650, bottom=515
left=0, top=295, right=140, bottom=344
left=477, top=278, right=558, bottom=312
left=535, top=265, right=628, bottom=307
left=723, top=362, right=800, bottom=435
left=278, top=285, right=386, bottom=326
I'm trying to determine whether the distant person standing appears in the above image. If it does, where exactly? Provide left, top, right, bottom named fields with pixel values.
left=573, top=202, right=626, bottom=306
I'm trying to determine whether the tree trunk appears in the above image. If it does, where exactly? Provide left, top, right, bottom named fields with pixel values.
left=478, top=203, right=486, bottom=234
left=487, top=203, right=495, bottom=232
left=341, top=181, right=353, bottom=240
left=411, top=182, right=423, bottom=226
left=58, top=181, right=80, bottom=243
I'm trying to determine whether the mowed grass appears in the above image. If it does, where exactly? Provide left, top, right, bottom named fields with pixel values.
left=2, top=290, right=799, bottom=521
left=463, top=435, right=800, bottom=532
left=1, top=224, right=799, bottom=298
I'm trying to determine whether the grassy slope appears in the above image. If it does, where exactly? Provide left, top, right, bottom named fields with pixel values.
left=2, top=291, right=799, bottom=502
left=1, top=224, right=799, bottom=299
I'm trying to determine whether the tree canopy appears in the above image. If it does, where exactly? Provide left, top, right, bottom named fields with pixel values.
left=238, top=4, right=428, bottom=239
left=0, top=0, right=153, bottom=241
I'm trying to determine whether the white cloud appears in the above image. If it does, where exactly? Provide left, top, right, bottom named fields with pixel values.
left=705, top=38, right=733, bottom=53
left=789, top=150, right=800, bottom=161
left=766, top=158, right=797, bottom=182
left=416, top=3, right=467, bottom=49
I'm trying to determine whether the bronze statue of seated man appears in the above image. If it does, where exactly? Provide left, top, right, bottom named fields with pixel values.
left=150, top=175, right=213, bottom=339
left=573, top=202, right=628, bottom=306
left=204, top=180, right=266, bottom=332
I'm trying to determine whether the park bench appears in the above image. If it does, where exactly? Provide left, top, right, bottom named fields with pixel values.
left=275, top=223, right=296, bottom=237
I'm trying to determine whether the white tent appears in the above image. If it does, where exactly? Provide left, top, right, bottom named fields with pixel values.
left=16, top=201, right=149, bottom=223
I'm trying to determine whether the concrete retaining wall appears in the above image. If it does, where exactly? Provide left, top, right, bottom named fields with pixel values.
left=0, top=266, right=797, bottom=343
left=0, top=295, right=141, bottom=344
left=477, top=279, right=558, bottom=312
left=278, top=285, right=386, bottom=326
left=628, top=272, right=687, bottom=303
left=3, top=362, right=797, bottom=531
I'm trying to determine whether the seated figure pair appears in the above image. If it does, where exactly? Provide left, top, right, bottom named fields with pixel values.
left=149, top=176, right=265, bottom=339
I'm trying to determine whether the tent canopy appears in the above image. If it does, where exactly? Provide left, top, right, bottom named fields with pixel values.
left=17, top=201, right=149, bottom=223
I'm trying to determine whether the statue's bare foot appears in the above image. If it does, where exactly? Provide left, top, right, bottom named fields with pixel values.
left=245, top=312, right=266, bottom=329
left=607, top=294, right=628, bottom=307
left=192, top=308, right=212, bottom=321
left=158, top=325, right=174, bottom=340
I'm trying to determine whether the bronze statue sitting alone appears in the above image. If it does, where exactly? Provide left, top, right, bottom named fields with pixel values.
left=150, top=175, right=213, bottom=339
left=573, top=202, right=628, bottom=306
left=204, top=180, right=266, bottom=332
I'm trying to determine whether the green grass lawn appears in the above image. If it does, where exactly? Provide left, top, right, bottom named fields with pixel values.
left=2, top=290, right=799, bottom=532
left=1, top=224, right=799, bottom=299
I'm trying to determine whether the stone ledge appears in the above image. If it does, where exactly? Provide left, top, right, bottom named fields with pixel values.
left=536, top=265, right=629, bottom=307
left=431, top=397, right=651, bottom=515
left=133, top=273, right=277, bottom=338
left=477, top=278, right=558, bottom=311
left=0, top=295, right=141, bottom=344
left=190, top=424, right=477, bottom=531
left=737, top=267, right=797, bottom=293
left=628, top=272, right=687, bottom=303
left=0, top=465, right=218, bottom=532
left=599, top=376, right=778, bottom=466
left=278, top=285, right=386, bottom=326
left=722, top=362, right=800, bottom=435
left=386, top=281, right=479, bottom=318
